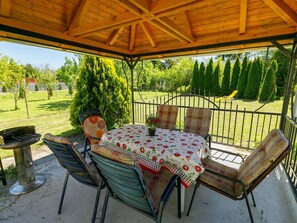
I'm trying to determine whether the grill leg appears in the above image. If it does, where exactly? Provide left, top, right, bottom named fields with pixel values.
left=58, top=172, right=69, bottom=214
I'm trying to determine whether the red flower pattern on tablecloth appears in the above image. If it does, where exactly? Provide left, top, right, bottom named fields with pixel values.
left=102, top=124, right=210, bottom=187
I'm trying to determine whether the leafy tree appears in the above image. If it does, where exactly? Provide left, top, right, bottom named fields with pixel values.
left=70, top=56, right=131, bottom=130
left=244, top=58, right=263, bottom=99
left=204, top=58, right=213, bottom=95
left=57, top=57, right=79, bottom=97
left=272, top=49, right=290, bottom=97
left=198, top=62, right=205, bottom=95
left=258, top=61, right=277, bottom=101
left=212, top=62, right=221, bottom=96
left=221, top=58, right=231, bottom=95
left=37, top=65, right=57, bottom=99
left=191, top=60, right=199, bottom=93
left=215, top=53, right=243, bottom=61
left=237, top=56, right=249, bottom=98
left=230, top=57, right=241, bottom=92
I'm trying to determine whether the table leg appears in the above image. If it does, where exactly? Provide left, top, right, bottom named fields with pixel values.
left=181, top=184, right=185, bottom=212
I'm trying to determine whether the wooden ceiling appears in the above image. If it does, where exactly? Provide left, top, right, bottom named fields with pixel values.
left=0, top=0, right=296, bottom=60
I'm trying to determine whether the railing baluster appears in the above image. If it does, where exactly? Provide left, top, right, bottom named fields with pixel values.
left=240, top=108, right=246, bottom=148
left=247, top=113, right=254, bottom=149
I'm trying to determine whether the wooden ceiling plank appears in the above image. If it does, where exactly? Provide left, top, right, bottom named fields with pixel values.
left=68, top=0, right=92, bottom=31
left=128, top=0, right=151, bottom=13
left=117, top=0, right=142, bottom=15
left=129, top=24, right=136, bottom=50
left=140, top=22, right=156, bottom=47
left=151, top=0, right=197, bottom=14
left=0, top=0, right=11, bottom=17
left=262, top=0, right=297, bottom=26
left=156, top=16, right=195, bottom=42
left=239, top=0, right=248, bottom=34
left=106, top=27, right=125, bottom=45
left=183, top=11, right=193, bottom=37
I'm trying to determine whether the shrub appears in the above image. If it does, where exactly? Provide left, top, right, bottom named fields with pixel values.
left=258, top=61, right=278, bottom=101
left=244, top=58, right=263, bottom=99
left=34, top=84, right=39, bottom=91
left=230, top=57, right=241, bottom=93
left=70, top=56, right=131, bottom=130
left=221, top=58, right=231, bottom=95
left=2, top=86, right=7, bottom=92
left=58, top=84, right=62, bottom=90
left=204, top=58, right=213, bottom=95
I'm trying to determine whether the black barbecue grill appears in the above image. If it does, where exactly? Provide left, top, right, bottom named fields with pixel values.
left=0, top=126, right=45, bottom=195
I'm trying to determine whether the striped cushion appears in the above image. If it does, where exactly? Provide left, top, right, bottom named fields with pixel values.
left=199, top=158, right=238, bottom=196
left=156, top=105, right=178, bottom=130
left=44, top=133, right=72, bottom=145
left=91, top=143, right=135, bottom=166
left=142, top=168, right=174, bottom=209
left=184, top=108, right=212, bottom=138
left=82, top=115, right=108, bottom=144
left=235, top=129, right=289, bottom=196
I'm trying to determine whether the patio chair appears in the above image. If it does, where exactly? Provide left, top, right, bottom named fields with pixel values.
left=79, top=110, right=108, bottom=158
left=156, top=105, right=178, bottom=130
left=184, top=107, right=212, bottom=149
left=89, top=143, right=181, bottom=223
left=215, top=90, right=238, bottom=102
left=187, top=129, right=291, bottom=223
left=0, top=157, right=7, bottom=186
left=43, top=133, right=104, bottom=223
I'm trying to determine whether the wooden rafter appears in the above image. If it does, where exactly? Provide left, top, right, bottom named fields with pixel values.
left=0, top=0, right=11, bottom=17
left=106, top=27, right=125, bottom=46
left=183, top=11, right=193, bottom=37
left=129, top=0, right=151, bottom=13
left=239, top=0, right=248, bottom=34
left=262, top=0, right=297, bottom=26
left=140, top=22, right=156, bottom=47
left=68, top=0, right=92, bottom=31
left=129, top=24, right=136, bottom=51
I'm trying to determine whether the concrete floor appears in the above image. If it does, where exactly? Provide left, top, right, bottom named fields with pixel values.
left=0, top=139, right=296, bottom=223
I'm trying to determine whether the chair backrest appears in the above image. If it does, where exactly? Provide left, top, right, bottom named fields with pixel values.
left=79, top=110, right=108, bottom=144
left=227, top=90, right=238, bottom=99
left=89, top=145, right=156, bottom=216
left=183, top=108, right=212, bottom=138
left=43, top=133, right=100, bottom=187
left=156, top=105, right=178, bottom=130
left=234, top=129, right=290, bottom=196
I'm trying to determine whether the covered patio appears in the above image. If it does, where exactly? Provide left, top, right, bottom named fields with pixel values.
left=0, top=0, right=297, bottom=222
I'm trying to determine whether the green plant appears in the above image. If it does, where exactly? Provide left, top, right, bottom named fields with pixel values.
left=244, top=58, right=262, bottom=99
left=221, top=58, right=231, bottom=95
left=204, top=58, right=213, bottom=95
left=212, top=62, right=221, bottom=96
left=198, top=62, right=205, bottom=95
left=145, top=114, right=160, bottom=129
left=259, top=61, right=277, bottom=101
left=230, top=57, right=241, bottom=93
left=34, top=84, right=39, bottom=91
left=191, top=60, right=199, bottom=93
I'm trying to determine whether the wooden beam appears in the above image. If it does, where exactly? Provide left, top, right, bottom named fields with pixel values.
left=239, top=0, right=248, bottom=34
left=118, top=0, right=142, bottom=15
left=140, top=22, right=156, bottom=47
left=262, top=0, right=297, bottom=26
left=0, top=0, right=11, bottom=17
left=106, top=27, right=125, bottom=46
left=129, top=24, right=136, bottom=51
left=183, top=11, right=193, bottom=37
left=129, top=0, right=151, bottom=13
left=67, top=0, right=92, bottom=31
left=271, top=40, right=291, bottom=58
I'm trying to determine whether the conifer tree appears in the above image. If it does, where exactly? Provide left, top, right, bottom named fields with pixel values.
left=204, top=58, right=213, bottom=95
left=230, top=57, right=241, bottom=92
left=70, top=56, right=131, bottom=129
left=237, top=56, right=249, bottom=98
left=191, top=61, right=199, bottom=93
left=199, top=62, right=205, bottom=95
left=212, top=62, right=221, bottom=96
left=258, top=61, right=277, bottom=101
left=244, top=58, right=263, bottom=99
left=221, top=58, right=231, bottom=95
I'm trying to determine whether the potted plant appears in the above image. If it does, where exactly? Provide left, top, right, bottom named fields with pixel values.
left=145, top=114, right=159, bottom=136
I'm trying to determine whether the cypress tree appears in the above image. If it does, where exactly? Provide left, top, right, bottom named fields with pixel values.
left=199, top=62, right=205, bottom=95
left=70, top=56, right=131, bottom=129
left=204, top=58, right=213, bottom=95
left=230, top=57, right=241, bottom=93
left=237, top=56, right=249, bottom=98
left=191, top=61, right=199, bottom=94
left=221, top=58, right=231, bottom=95
left=212, top=62, right=221, bottom=96
left=244, top=58, right=263, bottom=99
left=258, top=61, right=278, bottom=101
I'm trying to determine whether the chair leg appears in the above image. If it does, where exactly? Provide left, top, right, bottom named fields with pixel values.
left=156, top=202, right=165, bottom=223
left=250, top=191, right=256, bottom=207
left=0, top=159, right=7, bottom=186
left=91, top=187, right=102, bottom=223
left=100, top=191, right=110, bottom=223
left=244, top=191, right=254, bottom=223
left=186, top=181, right=200, bottom=216
left=177, top=177, right=181, bottom=218
left=58, top=172, right=70, bottom=214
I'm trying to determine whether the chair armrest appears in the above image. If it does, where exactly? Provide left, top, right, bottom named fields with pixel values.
left=203, top=168, right=244, bottom=187
left=159, top=175, right=179, bottom=205
left=210, top=148, right=245, bottom=163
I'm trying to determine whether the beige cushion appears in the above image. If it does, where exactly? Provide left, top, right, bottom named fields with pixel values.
left=44, top=133, right=71, bottom=145
left=156, top=105, right=178, bottom=130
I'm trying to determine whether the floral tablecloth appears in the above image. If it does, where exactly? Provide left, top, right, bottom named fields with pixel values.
left=102, top=124, right=210, bottom=187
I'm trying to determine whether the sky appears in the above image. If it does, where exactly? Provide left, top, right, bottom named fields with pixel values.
left=0, top=41, right=76, bottom=69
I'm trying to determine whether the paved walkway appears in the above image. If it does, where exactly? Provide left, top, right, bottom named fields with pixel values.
left=0, top=135, right=296, bottom=223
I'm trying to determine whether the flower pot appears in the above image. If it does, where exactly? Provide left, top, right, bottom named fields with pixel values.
left=148, top=128, right=156, bottom=136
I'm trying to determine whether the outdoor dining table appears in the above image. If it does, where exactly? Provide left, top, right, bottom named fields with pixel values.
left=101, top=124, right=210, bottom=211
